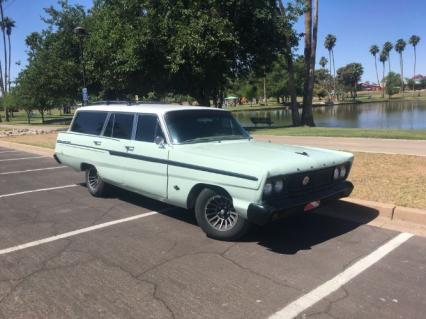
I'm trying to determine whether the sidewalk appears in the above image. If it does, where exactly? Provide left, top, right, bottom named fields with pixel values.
left=254, top=135, right=426, bottom=156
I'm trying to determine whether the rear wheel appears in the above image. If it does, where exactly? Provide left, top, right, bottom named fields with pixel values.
left=194, top=188, right=251, bottom=241
left=85, top=166, right=107, bottom=197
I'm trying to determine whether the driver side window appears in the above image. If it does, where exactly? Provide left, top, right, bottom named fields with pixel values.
left=135, top=114, right=165, bottom=143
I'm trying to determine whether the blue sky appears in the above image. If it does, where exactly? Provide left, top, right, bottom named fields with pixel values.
left=5, top=0, right=426, bottom=84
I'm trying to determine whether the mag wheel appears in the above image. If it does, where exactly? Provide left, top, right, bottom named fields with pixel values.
left=195, top=188, right=251, bottom=241
left=85, top=166, right=107, bottom=197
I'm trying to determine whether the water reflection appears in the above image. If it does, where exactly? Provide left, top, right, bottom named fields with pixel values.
left=233, top=100, right=426, bottom=130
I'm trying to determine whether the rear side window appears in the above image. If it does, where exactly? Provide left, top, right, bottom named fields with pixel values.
left=71, top=111, right=107, bottom=135
left=135, top=114, right=165, bottom=142
left=103, top=113, right=134, bottom=140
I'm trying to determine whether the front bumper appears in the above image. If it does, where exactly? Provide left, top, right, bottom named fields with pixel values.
left=247, top=181, right=354, bottom=225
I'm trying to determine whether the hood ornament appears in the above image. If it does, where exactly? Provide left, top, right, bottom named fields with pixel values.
left=296, top=151, right=309, bottom=157
left=302, top=176, right=310, bottom=186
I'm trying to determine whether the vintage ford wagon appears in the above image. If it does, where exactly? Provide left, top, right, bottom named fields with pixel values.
left=54, top=104, right=354, bottom=240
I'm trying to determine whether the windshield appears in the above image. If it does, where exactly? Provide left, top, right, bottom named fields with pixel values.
left=165, top=109, right=250, bottom=144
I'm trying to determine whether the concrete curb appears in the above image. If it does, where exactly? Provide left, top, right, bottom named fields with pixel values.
left=340, top=197, right=426, bottom=226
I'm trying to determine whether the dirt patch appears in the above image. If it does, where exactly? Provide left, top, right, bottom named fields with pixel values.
left=0, top=133, right=58, bottom=149
left=350, top=152, right=426, bottom=209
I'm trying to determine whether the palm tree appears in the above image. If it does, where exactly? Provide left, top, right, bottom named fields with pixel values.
left=324, top=34, right=337, bottom=95
left=319, top=56, right=328, bottom=69
left=3, top=17, right=15, bottom=91
left=0, top=0, right=7, bottom=121
left=301, top=0, right=318, bottom=126
left=369, top=45, right=380, bottom=88
left=383, top=41, right=393, bottom=74
left=395, top=39, right=406, bottom=94
left=379, top=51, right=387, bottom=98
left=409, top=35, right=420, bottom=95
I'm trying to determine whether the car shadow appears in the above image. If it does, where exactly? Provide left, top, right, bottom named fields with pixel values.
left=94, top=184, right=379, bottom=255
left=244, top=202, right=379, bottom=255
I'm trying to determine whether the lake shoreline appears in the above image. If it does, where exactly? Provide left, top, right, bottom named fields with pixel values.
left=228, top=96, right=426, bottom=113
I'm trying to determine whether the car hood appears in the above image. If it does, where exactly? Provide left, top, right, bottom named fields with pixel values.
left=173, top=140, right=353, bottom=177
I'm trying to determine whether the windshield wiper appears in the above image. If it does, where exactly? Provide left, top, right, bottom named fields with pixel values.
left=180, top=137, right=219, bottom=144
left=180, top=135, right=247, bottom=144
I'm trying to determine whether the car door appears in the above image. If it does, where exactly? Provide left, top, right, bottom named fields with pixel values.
left=125, top=114, right=169, bottom=198
left=97, top=112, right=136, bottom=187
left=59, top=111, right=109, bottom=170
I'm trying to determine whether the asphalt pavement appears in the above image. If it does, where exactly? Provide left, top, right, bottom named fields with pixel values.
left=0, top=145, right=425, bottom=319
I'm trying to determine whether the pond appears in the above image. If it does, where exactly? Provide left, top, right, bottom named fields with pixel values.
left=232, top=100, right=426, bottom=130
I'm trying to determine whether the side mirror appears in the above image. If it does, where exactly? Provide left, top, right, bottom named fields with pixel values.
left=154, top=136, right=165, bottom=148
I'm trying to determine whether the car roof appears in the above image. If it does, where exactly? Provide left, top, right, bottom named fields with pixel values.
left=76, top=104, right=227, bottom=115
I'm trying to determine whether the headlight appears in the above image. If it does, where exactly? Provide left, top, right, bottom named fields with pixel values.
left=263, top=182, right=273, bottom=195
left=274, top=180, right=284, bottom=192
left=340, top=165, right=347, bottom=178
left=333, top=167, right=340, bottom=180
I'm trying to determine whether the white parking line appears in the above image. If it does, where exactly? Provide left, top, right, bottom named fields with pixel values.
left=0, top=156, right=46, bottom=162
left=0, top=150, right=21, bottom=154
left=268, top=232, right=414, bottom=319
left=0, top=166, right=67, bottom=175
left=0, top=184, right=78, bottom=199
left=0, top=210, right=161, bottom=256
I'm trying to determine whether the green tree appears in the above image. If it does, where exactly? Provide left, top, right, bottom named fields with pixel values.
left=324, top=34, right=337, bottom=95
left=384, top=72, right=400, bottom=98
left=369, top=45, right=380, bottom=87
left=379, top=51, right=387, bottom=98
left=336, top=63, right=364, bottom=99
left=277, top=0, right=303, bottom=126
left=409, top=35, right=420, bottom=95
left=395, top=39, right=406, bottom=93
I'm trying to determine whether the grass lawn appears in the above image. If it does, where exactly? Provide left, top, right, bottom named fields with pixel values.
left=1, top=132, right=425, bottom=209
left=1, top=109, right=74, bottom=125
left=251, top=127, right=426, bottom=140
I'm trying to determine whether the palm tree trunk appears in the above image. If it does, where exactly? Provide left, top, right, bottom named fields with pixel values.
left=302, top=0, right=315, bottom=126
left=413, top=46, right=417, bottom=96
left=7, top=33, right=11, bottom=92
left=400, top=53, right=404, bottom=94
left=374, top=56, right=380, bottom=88
left=332, top=49, right=336, bottom=98
left=0, top=2, right=7, bottom=121
left=382, top=62, right=385, bottom=98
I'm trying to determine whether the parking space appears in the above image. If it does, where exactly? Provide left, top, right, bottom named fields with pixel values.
left=0, top=145, right=425, bottom=318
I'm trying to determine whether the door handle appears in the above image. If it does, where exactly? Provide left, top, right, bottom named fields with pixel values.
left=125, top=146, right=134, bottom=152
left=93, top=141, right=102, bottom=146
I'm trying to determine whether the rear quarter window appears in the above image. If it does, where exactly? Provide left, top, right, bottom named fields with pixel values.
left=71, top=111, right=108, bottom=135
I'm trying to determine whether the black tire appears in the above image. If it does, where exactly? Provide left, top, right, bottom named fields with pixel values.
left=85, top=166, right=108, bottom=197
left=194, top=188, right=251, bottom=241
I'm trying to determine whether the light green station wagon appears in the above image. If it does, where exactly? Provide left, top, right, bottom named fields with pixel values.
left=54, top=103, right=354, bottom=240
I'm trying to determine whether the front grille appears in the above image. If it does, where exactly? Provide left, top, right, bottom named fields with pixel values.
left=264, top=164, right=351, bottom=206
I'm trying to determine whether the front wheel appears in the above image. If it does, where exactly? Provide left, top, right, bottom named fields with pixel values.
left=85, top=166, right=108, bottom=197
left=194, top=188, right=251, bottom=241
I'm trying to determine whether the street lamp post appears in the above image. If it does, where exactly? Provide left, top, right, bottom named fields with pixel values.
left=74, top=26, right=88, bottom=106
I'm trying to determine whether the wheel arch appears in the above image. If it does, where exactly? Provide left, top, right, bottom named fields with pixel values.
left=186, top=183, right=232, bottom=210
left=80, top=162, right=93, bottom=171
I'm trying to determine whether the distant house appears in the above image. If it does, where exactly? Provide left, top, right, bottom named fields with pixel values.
left=412, top=74, right=425, bottom=85
left=359, top=81, right=381, bottom=91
